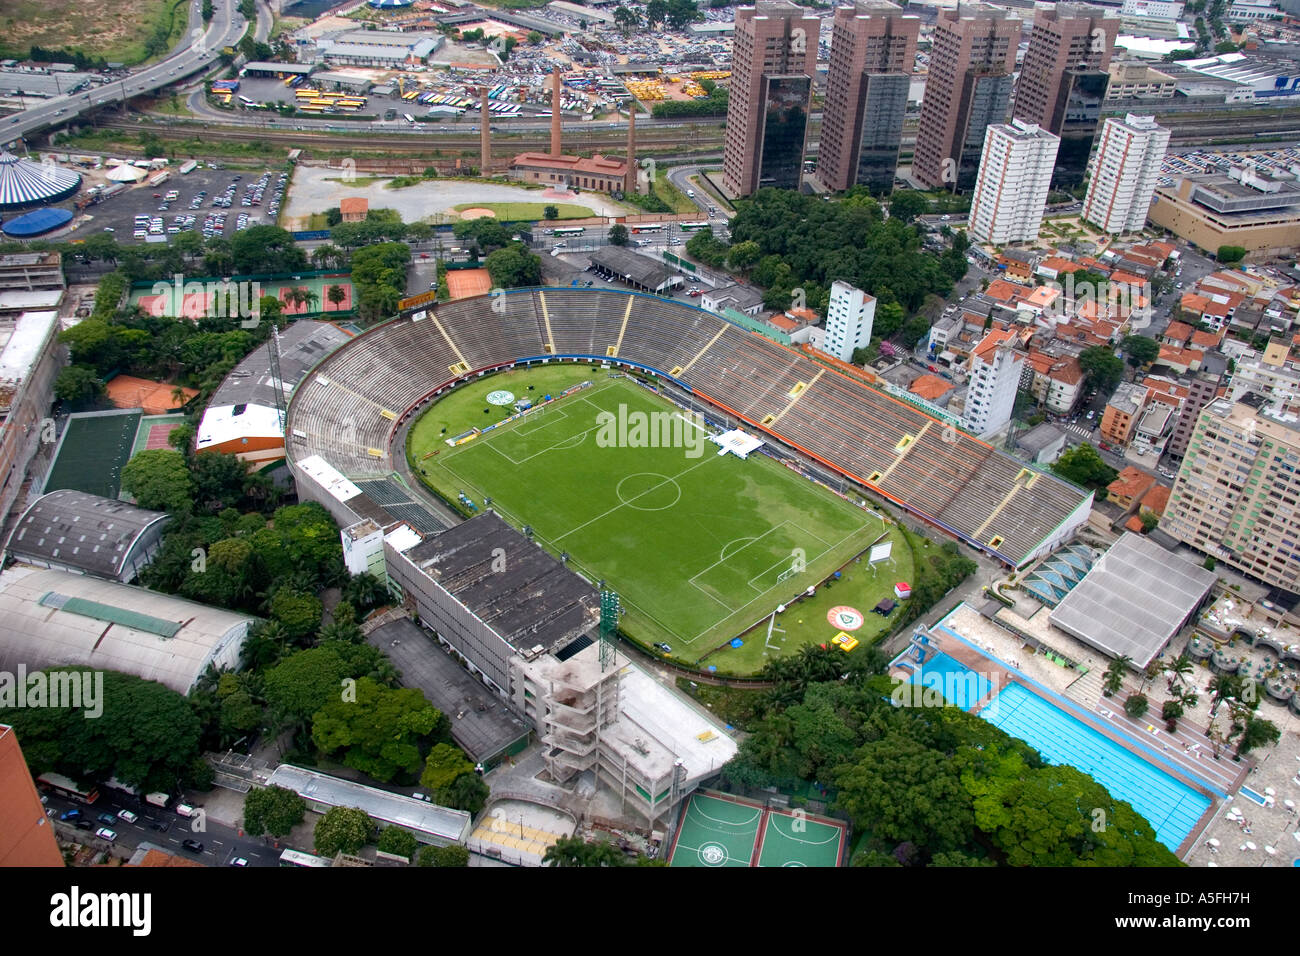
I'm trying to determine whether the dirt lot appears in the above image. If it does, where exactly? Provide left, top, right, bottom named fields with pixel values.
left=0, top=0, right=183, bottom=63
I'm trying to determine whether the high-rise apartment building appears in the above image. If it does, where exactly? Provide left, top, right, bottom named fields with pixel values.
left=722, top=1, right=820, bottom=197
left=1082, top=113, right=1171, bottom=234
left=1163, top=394, right=1300, bottom=592
left=967, top=119, right=1060, bottom=244
left=913, top=5, right=1020, bottom=192
left=1012, top=3, right=1118, bottom=188
left=963, top=327, right=1025, bottom=437
left=1166, top=368, right=1224, bottom=460
left=824, top=280, right=876, bottom=362
left=819, top=1, right=920, bottom=194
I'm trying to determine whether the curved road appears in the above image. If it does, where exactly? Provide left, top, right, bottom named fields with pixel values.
left=2, top=0, right=247, bottom=146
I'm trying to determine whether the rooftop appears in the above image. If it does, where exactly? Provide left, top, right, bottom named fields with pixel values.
left=1049, top=533, right=1217, bottom=669
left=5, top=490, right=170, bottom=580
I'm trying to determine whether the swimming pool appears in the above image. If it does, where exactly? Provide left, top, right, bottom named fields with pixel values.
left=983, top=683, right=1211, bottom=851
left=907, top=651, right=993, bottom=710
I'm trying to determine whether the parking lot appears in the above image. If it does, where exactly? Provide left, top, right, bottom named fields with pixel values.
left=66, top=164, right=290, bottom=243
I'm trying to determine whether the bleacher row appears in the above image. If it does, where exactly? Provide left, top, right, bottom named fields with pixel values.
left=285, top=289, right=1091, bottom=566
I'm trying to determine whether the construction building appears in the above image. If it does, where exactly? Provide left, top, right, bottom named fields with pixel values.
left=912, top=4, right=1020, bottom=192
left=817, top=0, right=920, bottom=194
left=722, top=1, right=820, bottom=197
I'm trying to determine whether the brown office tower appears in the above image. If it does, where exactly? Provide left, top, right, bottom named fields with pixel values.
left=551, top=69, right=563, bottom=157
left=819, top=1, right=920, bottom=195
left=481, top=88, right=491, bottom=174
left=912, top=5, right=1020, bottom=192
left=1012, top=3, right=1119, bottom=189
left=0, top=724, right=63, bottom=866
left=722, top=1, right=820, bottom=197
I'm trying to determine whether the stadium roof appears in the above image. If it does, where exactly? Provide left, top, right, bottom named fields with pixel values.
left=0, top=567, right=254, bottom=694
left=1049, top=533, right=1216, bottom=668
left=397, top=512, right=599, bottom=654
left=589, top=247, right=676, bottom=293
left=5, top=490, right=171, bottom=581
left=0, top=151, right=80, bottom=211
left=264, top=764, right=472, bottom=843
left=1, top=208, right=73, bottom=236
left=197, top=320, right=351, bottom=453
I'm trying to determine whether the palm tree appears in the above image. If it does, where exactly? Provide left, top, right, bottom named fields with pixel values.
left=1102, top=656, right=1131, bottom=697
left=1140, top=660, right=1161, bottom=694
left=327, top=284, right=347, bottom=311
left=1208, top=673, right=1239, bottom=717
left=542, top=836, right=626, bottom=867
left=1167, top=652, right=1193, bottom=691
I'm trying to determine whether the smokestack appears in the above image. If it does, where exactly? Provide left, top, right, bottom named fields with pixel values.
left=625, top=107, right=636, bottom=194
left=551, top=68, right=563, bottom=158
left=480, top=88, right=491, bottom=174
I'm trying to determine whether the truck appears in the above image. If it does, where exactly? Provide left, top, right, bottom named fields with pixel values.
left=179, top=159, right=197, bottom=175
left=148, top=171, right=169, bottom=187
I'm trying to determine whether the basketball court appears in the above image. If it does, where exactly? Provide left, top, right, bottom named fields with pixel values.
left=667, top=791, right=846, bottom=867
left=446, top=267, right=492, bottom=300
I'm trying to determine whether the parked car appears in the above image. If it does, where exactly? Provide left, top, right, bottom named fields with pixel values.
left=97, top=812, right=117, bottom=826
left=181, top=839, right=204, bottom=853
left=230, top=857, right=249, bottom=867
left=95, top=827, right=116, bottom=842
left=59, top=809, right=82, bottom=821
left=117, top=810, right=138, bottom=824
left=653, top=642, right=672, bottom=654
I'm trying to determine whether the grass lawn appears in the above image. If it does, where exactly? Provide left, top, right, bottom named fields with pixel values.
left=700, top=522, right=913, bottom=675
left=451, top=202, right=595, bottom=221
left=407, top=366, right=881, bottom=669
left=0, top=0, right=188, bottom=65
left=651, top=168, right=697, bottom=215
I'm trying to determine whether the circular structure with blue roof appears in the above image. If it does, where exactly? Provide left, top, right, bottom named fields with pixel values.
left=367, top=0, right=414, bottom=7
left=2, top=206, right=74, bottom=237
left=0, top=150, right=82, bottom=211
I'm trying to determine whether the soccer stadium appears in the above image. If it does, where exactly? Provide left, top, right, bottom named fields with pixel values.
left=285, top=288, right=1092, bottom=653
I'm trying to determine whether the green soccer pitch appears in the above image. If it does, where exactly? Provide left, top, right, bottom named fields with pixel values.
left=407, top=367, right=882, bottom=658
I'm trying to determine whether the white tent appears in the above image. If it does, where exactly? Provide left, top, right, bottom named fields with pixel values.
left=105, top=163, right=146, bottom=183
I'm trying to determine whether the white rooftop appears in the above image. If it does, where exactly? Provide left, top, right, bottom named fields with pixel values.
left=296, top=454, right=362, bottom=503
left=0, top=310, right=58, bottom=386
left=0, top=289, right=62, bottom=312
left=196, top=402, right=283, bottom=450
left=614, top=661, right=738, bottom=783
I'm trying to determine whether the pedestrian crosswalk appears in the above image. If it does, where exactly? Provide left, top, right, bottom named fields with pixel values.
left=1062, top=422, right=1096, bottom=439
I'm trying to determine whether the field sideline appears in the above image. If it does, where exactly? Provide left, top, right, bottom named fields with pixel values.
left=407, top=369, right=883, bottom=659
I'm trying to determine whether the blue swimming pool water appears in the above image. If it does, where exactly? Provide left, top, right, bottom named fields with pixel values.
left=982, top=683, right=1210, bottom=851
left=1239, top=786, right=1268, bottom=806
left=908, top=651, right=992, bottom=710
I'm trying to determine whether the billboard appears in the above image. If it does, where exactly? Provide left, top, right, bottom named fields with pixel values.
left=868, top=540, right=893, bottom=564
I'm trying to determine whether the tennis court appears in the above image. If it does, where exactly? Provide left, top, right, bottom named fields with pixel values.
left=446, top=267, right=492, bottom=300
left=668, top=791, right=847, bottom=867
left=42, top=409, right=142, bottom=499
left=131, top=414, right=188, bottom=456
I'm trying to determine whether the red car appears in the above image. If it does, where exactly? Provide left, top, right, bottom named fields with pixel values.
left=927, top=364, right=938, bottom=372
left=687, top=289, right=702, bottom=297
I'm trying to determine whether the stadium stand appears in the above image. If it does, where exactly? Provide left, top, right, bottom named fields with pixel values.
left=285, top=290, right=1092, bottom=567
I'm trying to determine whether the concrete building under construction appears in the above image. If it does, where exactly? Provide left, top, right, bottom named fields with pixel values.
left=383, top=513, right=737, bottom=826
left=508, top=69, right=634, bottom=193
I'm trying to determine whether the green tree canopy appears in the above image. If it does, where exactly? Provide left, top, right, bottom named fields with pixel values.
left=608, top=223, right=630, bottom=247
left=313, top=805, right=372, bottom=857
left=376, top=826, right=419, bottom=860
left=484, top=243, right=542, bottom=289
left=542, top=835, right=628, bottom=867
left=311, top=678, right=441, bottom=782
left=420, top=742, right=474, bottom=791
left=1120, top=335, right=1159, bottom=367
left=417, top=843, right=470, bottom=867
left=1078, top=346, right=1125, bottom=393
left=121, top=448, right=196, bottom=513
left=243, top=785, right=307, bottom=838
left=1050, top=443, right=1118, bottom=491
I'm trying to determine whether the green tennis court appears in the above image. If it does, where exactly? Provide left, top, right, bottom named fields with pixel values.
left=757, top=809, right=846, bottom=868
left=43, top=410, right=142, bottom=499
left=668, top=792, right=764, bottom=867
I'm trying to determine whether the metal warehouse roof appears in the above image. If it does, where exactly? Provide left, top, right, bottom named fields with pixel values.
left=6, top=490, right=170, bottom=579
left=1049, top=533, right=1216, bottom=669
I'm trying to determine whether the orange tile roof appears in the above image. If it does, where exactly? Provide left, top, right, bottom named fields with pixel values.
left=1048, top=358, right=1083, bottom=385
left=787, top=307, right=818, bottom=323
left=1125, top=514, right=1147, bottom=533
left=1181, top=292, right=1212, bottom=313
left=1149, top=241, right=1175, bottom=257
left=1025, top=286, right=1060, bottom=310
left=1142, top=484, right=1171, bottom=515
left=972, top=326, right=1018, bottom=362
left=984, top=279, right=1028, bottom=303
left=1039, top=256, right=1080, bottom=273
left=338, top=197, right=368, bottom=214
left=1109, top=270, right=1147, bottom=289
left=766, top=312, right=799, bottom=332
left=1164, top=320, right=1194, bottom=342
left=909, top=373, right=954, bottom=401
left=512, top=152, right=629, bottom=176
left=1190, top=328, right=1223, bottom=348
left=1108, top=465, right=1157, bottom=501
left=1158, top=344, right=1204, bottom=368
left=105, top=375, right=198, bottom=416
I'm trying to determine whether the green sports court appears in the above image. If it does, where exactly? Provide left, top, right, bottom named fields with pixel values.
left=668, top=791, right=846, bottom=867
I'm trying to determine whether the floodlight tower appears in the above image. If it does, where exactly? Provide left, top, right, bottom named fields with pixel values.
left=599, top=589, right=622, bottom=672
left=268, top=324, right=286, bottom=432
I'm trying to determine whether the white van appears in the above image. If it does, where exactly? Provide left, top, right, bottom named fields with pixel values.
left=175, top=803, right=197, bottom=817
left=686, top=189, right=695, bottom=198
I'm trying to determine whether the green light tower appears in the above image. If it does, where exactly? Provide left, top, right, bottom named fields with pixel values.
left=599, top=589, right=621, bottom=672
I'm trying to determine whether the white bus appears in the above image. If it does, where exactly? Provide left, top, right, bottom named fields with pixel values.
left=404, top=113, right=416, bottom=125
left=238, top=95, right=253, bottom=106
left=280, top=848, right=332, bottom=867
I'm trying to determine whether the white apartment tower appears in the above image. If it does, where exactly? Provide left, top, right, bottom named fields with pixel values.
left=966, top=119, right=1060, bottom=245
left=963, top=327, right=1025, bottom=437
left=1082, top=113, right=1171, bottom=234
left=824, top=280, right=876, bottom=362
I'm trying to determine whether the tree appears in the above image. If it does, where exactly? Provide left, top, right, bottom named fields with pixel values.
left=121, top=448, right=195, bottom=513
left=1124, top=693, right=1149, bottom=718
left=1234, top=713, right=1280, bottom=758
left=54, top=366, right=105, bottom=408
left=263, top=646, right=353, bottom=728
left=1217, top=245, right=1246, bottom=264
left=542, top=835, right=628, bottom=867
left=527, top=31, right=543, bottom=45
left=268, top=588, right=324, bottom=644
left=0, top=668, right=203, bottom=794
left=1050, top=443, right=1117, bottom=491
left=484, top=243, right=542, bottom=289
left=202, top=0, right=214, bottom=20
left=644, top=0, right=668, bottom=26
left=542, top=204, right=559, bottom=222
left=1120, top=335, right=1159, bottom=367
left=1139, top=510, right=1159, bottom=533
left=888, top=190, right=931, bottom=224
left=312, top=678, right=441, bottom=782
left=313, top=806, right=372, bottom=857
left=243, top=785, right=307, bottom=838
left=614, top=5, right=641, bottom=35
left=421, top=742, right=474, bottom=791
left=608, top=223, right=629, bottom=247
left=1102, top=656, right=1132, bottom=698
left=230, top=226, right=307, bottom=275
left=665, top=0, right=702, bottom=29
left=418, top=843, right=469, bottom=867
left=1078, top=346, right=1125, bottom=393
left=438, top=771, right=489, bottom=816
left=376, top=826, right=419, bottom=860
left=726, top=240, right=762, bottom=273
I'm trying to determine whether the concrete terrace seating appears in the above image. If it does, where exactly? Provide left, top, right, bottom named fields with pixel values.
left=286, top=289, right=1091, bottom=566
